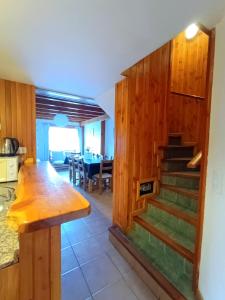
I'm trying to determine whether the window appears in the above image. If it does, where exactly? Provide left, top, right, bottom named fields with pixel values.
left=49, top=127, right=80, bottom=152
left=84, top=121, right=101, bottom=154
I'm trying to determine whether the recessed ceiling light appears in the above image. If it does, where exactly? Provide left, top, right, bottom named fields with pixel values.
left=185, top=23, right=199, bottom=40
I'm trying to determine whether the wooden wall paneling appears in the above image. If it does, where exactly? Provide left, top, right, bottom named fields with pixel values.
left=168, top=30, right=210, bottom=148
left=19, top=231, right=34, bottom=299
left=168, top=93, right=207, bottom=147
left=113, top=43, right=171, bottom=231
left=0, top=79, right=36, bottom=160
left=113, top=79, right=130, bottom=231
left=0, top=263, right=19, bottom=300
left=19, top=226, right=61, bottom=300
left=171, top=31, right=209, bottom=98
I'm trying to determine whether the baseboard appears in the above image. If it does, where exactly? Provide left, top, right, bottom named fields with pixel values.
left=109, top=225, right=187, bottom=300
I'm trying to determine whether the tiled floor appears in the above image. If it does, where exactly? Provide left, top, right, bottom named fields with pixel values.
left=59, top=171, right=157, bottom=300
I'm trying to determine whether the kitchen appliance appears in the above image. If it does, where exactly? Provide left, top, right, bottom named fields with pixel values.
left=0, top=137, right=19, bottom=156
left=0, top=156, right=19, bottom=182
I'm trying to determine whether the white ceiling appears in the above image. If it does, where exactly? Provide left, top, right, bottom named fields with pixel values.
left=0, top=0, right=225, bottom=98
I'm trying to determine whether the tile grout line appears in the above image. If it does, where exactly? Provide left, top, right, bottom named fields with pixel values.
left=70, top=240, right=94, bottom=298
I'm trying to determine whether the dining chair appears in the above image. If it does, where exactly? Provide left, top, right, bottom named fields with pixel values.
left=69, top=157, right=73, bottom=181
left=72, top=157, right=80, bottom=184
left=71, top=152, right=81, bottom=157
left=93, top=160, right=113, bottom=194
left=78, top=159, right=88, bottom=190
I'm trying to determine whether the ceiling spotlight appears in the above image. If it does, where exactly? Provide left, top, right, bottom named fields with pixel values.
left=185, top=23, right=199, bottom=40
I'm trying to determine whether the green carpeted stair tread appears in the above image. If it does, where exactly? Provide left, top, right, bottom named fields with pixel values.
left=140, top=213, right=195, bottom=252
left=162, top=171, right=200, bottom=178
left=150, top=197, right=198, bottom=224
left=128, top=229, right=195, bottom=300
left=160, top=184, right=199, bottom=200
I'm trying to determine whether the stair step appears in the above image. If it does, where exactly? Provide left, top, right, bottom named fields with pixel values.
left=147, top=198, right=197, bottom=226
left=162, top=171, right=200, bottom=179
left=161, top=172, right=200, bottom=190
left=168, top=133, right=183, bottom=146
left=164, top=144, right=196, bottom=148
left=161, top=184, right=199, bottom=200
left=165, top=157, right=192, bottom=161
left=160, top=187, right=198, bottom=213
left=168, top=132, right=183, bottom=137
left=134, top=216, right=194, bottom=262
left=110, top=225, right=194, bottom=300
left=161, top=144, right=196, bottom=159
left=145, top=204, right=196, bottom=242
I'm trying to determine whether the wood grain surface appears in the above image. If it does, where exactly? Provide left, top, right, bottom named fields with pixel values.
left=8, top=162, right=91, bottom=233
left=0, top=79, right=36, bottom=160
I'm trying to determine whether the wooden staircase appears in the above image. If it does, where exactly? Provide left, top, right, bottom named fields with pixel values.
left=128, top=133, right=200, bottom=300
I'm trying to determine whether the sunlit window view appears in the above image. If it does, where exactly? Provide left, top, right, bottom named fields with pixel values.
left=49, top=127, right=80, bottom=152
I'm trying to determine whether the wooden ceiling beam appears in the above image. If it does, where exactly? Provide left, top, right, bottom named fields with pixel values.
left=36, top=113, right=85, bottom=122
left=36, top=105, right=103, bottom=117
left=36, top=96, right=104, bottom=112
left=36, top=102, right=103, bottom=114
left=36, top=108, right=98, bottom=119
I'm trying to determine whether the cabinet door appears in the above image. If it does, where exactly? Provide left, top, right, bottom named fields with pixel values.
left=0, top=160, right=7, bottom=182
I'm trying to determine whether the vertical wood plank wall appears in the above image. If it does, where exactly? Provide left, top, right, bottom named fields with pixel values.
left=171, top=31, right=209, bottom=98
left=19, top=226, right=61, bottom=300
left=113, top=30, right=210, bottom=229
left=113, top=79, right=130, bottom=230
left=113, top=43, right=170, bottom=230
left=0, top=79, right=36, bottom=160
left=168, top=31, right=209, bottom=147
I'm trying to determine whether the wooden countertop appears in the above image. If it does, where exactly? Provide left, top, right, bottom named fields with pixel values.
left=8, top=162, right=91, bottom=233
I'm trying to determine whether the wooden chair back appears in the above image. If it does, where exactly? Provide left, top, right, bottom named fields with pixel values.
left=78, top=159, right=85, bottom=176
left=71, top=152, right=81, bottom=158
left=99, top=160, right=113, bottom=177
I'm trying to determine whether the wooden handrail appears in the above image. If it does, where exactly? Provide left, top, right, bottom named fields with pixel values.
left=187, top=151, right=202, bottom=169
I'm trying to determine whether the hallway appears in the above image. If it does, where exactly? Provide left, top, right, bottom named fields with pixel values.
left=59, top=171, right=157, bottom=300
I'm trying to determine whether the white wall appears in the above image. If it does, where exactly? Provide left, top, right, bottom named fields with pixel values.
left=95, top=87, right=115, bottom=119
left=199, top=15, right=225, bottom=300
left=95, top=87, right=115, bottom=157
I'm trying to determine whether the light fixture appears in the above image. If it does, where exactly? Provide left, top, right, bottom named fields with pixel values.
left=185, top=23, right=199, bottom=40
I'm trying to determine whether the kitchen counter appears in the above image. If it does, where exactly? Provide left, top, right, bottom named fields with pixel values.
left=0, top=182, right=19, bottom=269
left=8, top=161, right=91, bottom=233
left=0, top=162, right=90, bottom=269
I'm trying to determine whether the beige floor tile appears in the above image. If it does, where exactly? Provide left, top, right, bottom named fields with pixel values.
left=81, top=254, right=122, bottom=294
left=61, top=246, right=79, bottom=274
left=123, top=269, right=158, bottom=300
left=62, top=268, right=91, bottom=300
left=72, top=237, right=104, bottom=265
left=93, top=279, right=138, bottom=300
